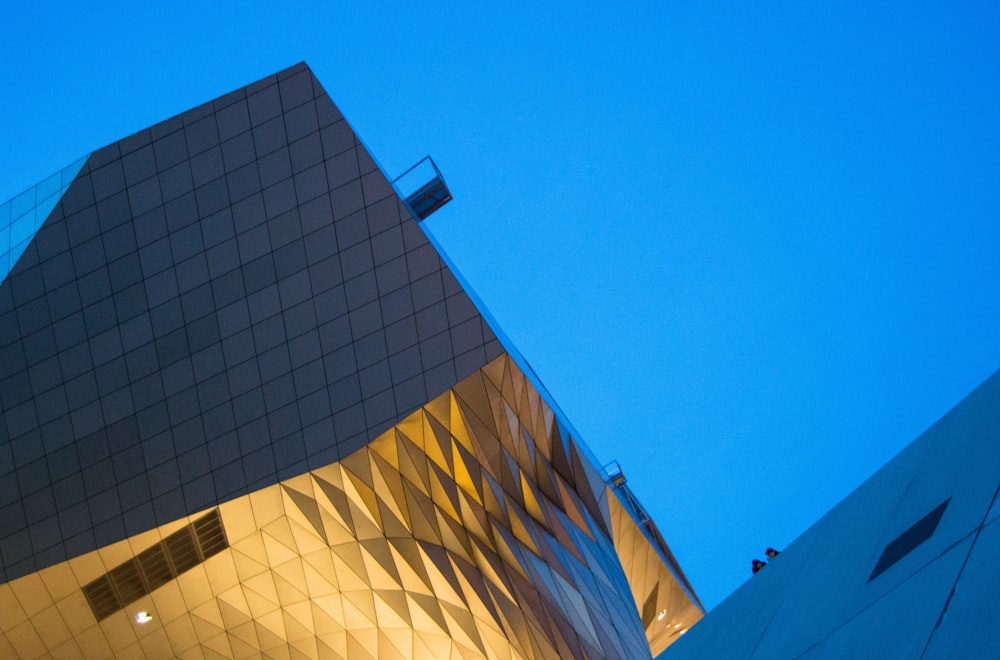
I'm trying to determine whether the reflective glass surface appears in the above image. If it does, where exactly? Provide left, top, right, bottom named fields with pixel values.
left=0, top=155, right=88, bottom=283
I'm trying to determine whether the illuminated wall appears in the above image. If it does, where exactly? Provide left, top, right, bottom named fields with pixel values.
left=0, top=355, right=701, bottom=658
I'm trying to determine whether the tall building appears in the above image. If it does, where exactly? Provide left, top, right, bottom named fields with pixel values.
left=0, top=63, right=702, bottom=658
left=662, top=367, right=1000, bottom=659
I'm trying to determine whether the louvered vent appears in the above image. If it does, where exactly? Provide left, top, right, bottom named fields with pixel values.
left=82, top=509, right=228, bottom=620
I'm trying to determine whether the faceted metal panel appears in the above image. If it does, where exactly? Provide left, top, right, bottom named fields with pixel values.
left=0, top=63, right=502, bottom=583
left=0, top=354, right=697, bottom=658
left=608, top=495, right=703, bottom=655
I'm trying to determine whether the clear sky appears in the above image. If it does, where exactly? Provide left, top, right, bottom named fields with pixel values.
left=2, top=2, right=999, bottom=611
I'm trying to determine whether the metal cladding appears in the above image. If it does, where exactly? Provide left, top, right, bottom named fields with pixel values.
left=0, top=63, right=701, bottom=658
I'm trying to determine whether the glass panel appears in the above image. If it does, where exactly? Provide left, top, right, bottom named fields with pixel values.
left=0, top=154, right=88, bottom=283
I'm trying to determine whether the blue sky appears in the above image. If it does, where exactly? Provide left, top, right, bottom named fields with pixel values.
left=2, top=2, right=999, bottom=611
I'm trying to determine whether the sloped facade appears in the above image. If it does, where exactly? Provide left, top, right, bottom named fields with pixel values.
left=0, top=64, right=701, bottom=658
left=662, top=368, right=1000, bottom=659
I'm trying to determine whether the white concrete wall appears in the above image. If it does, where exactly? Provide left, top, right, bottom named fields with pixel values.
left=662, top=368, right=1000, bottom=659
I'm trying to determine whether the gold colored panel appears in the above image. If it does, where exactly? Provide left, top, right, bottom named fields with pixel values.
left=30, top=604, right=72, bottom=652
left=272, top=564, right=310, bottom=605
left=282, top=602, right=316, bottom=639
left=177, top=565, right=215, bottom=611
left=9, top=573, right=50, bottom=619
left=54, top=592, right=94, bottom=637
left=38, top=562, right=77, bottom=604
left=0, top=585, right=27, bottom=632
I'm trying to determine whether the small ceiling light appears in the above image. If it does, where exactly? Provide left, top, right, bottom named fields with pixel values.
left=135, top=611, right=153, bottom=624
left=657, top=609, right=668, bottom=621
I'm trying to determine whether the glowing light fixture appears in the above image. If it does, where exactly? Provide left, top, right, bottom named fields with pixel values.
left=657, top=609, right=668, bottom=621
left=135, top=611, right=152, bottom=624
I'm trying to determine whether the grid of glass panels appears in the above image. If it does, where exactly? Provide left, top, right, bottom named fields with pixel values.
left=0, top=63, right=502, bottom=584
left=0, top=156, right=88, bottom=283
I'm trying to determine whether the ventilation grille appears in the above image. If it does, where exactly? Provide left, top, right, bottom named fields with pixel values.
left=83, top=509, right=228, bottom=620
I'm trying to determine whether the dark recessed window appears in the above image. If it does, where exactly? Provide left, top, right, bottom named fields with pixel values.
left=868, top=498, right=950, bottom=583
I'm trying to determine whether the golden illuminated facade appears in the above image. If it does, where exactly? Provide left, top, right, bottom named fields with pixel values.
left=0, top=64, right=701, bottom=658
left=0, top=355, right=700, bottom=658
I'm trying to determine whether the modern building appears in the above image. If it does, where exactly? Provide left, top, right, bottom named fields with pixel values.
left=662, top=367, right=1000, bottom=659
left=0, top=63, right=702, bottom=658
